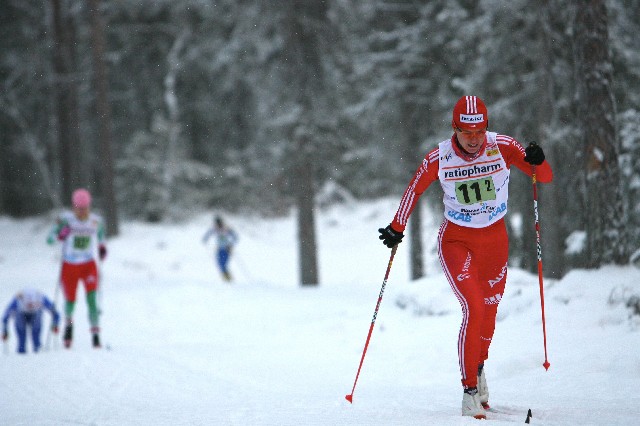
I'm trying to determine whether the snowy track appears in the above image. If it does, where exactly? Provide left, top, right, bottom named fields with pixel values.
left=1, top=203, right=639, bottom=425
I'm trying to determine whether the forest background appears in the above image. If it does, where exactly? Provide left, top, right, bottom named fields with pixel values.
left=1, top=0, right=639, bottom=284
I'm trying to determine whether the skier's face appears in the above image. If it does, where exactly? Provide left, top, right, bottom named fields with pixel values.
left=454, top=127, right=487, bottom=154
left=74, top=206, right=90, bottom=220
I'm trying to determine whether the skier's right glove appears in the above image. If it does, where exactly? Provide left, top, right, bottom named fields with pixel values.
left=52, top=325, right=59, bottom=334
left=2, top=330, right=8, bottom=341
left=378, top=225, right=404, bottom=248
left=57, top=226, right=71, bottom=241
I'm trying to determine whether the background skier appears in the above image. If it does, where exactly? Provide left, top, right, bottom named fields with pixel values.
left=47, top=188, right=107, bottom=349
left=202, top=216, right=238, bottom=282
left=2, top=288, right=60, bottom=354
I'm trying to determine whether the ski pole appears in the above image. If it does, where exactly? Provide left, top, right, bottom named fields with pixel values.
left=532, top=166, right=550, bottom=371
left=345, top=244, right=398, bottom=404
left=44, top=280, right=60, bottom=351
left=234, top=252, right=254, bottom=283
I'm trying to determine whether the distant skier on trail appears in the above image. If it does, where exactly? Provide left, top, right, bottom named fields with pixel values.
left=202, top=216, right=238, bottom=282
left=378, top=96, right=553, bottom=419
left=47, top=188, right=107, bottom=349
left=2, top=288, right=60, bottom=354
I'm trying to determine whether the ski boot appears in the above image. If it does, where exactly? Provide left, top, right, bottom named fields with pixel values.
left=91, top=327, right=101, bottom=348
left=63, top=324, right=73, bottom=349
left=462, top=387, right=486, bottom=419
left=478, top=364, right=490, bottom=409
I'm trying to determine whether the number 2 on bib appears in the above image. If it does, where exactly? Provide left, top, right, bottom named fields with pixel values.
left=455, top=177, right=496, bottom=205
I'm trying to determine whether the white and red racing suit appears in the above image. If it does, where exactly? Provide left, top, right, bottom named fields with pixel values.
left=390, top=131, right=553, bottom=389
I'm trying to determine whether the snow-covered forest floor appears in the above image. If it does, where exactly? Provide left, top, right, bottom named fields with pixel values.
left=1, top=199, right=639, bottom=425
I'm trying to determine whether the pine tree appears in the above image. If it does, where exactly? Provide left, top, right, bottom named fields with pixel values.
left=574, top=0, right=629, bottom=266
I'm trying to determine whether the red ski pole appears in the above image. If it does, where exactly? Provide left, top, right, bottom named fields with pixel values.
left=345, top=244, right=398, bottom=404
left=532, top=167, right=551, bottom=371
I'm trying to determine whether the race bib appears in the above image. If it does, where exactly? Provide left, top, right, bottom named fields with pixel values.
left=454, top=176, right=496, bottom=205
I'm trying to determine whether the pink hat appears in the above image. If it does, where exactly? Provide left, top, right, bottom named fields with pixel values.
left=72, top=188, right=92, bottom=208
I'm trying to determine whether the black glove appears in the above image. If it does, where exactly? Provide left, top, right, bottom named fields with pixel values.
left=378, top=225, right=404, bottom=248
left=524, top=141, right=545, bottom=165
left=99, top=244, right=107, bottom=261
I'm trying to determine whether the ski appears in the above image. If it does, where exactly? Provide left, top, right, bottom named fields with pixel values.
left=485, top=406, right=532, bottom=423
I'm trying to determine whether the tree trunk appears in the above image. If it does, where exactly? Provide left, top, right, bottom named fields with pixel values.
left=281, top=0, right=328, bottom=286
left=535, top=0, right=565, bottom=278
left=574, top=0, right=629, bottom=266
left=409, top=200, right=424, bottom=280
left=88, top=0, right=119, bottom=236
left=402, top=103, right=424, bottom=281
left=295, top=129, right=319, bottom=286
left=51, top=0, right=82, bottom=202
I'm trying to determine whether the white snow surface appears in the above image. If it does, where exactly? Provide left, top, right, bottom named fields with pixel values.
left=1, top=199, right=639, bottom=425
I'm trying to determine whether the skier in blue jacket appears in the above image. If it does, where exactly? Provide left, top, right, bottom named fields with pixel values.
left=2, top=288, right=60, bottom=354
left=202, top=216, right=238, bottom=282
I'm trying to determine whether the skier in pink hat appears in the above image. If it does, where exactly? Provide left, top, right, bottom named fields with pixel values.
left=47, top=188, right=107, bottom=349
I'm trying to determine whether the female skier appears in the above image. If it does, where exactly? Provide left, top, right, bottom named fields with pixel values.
left=47, top=188, right=107, bottom=349
left=378, top=96, right=553, bottom=419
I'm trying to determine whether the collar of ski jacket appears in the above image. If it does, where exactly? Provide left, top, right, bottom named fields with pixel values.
left=451, top=133, right=487, bottom=162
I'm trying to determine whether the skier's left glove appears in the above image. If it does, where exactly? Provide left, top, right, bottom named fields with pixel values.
left=52, top=325, right=59, bottom=334
left=99, top=244, right=107, bottom=261
left=378, top=225, right=404, bottom=248
left=524, top=141, right=545, bottom=165
left=2, top=330, right=7, bottom=341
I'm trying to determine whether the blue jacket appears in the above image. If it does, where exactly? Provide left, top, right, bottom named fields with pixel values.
left=2, top=289, right=59, bottom=331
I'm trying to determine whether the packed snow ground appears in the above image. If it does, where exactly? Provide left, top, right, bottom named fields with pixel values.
left=1, top=199, right=639, bottom=425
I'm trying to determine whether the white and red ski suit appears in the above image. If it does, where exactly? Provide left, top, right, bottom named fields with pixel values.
left=390, top=131, right=553, bottom=389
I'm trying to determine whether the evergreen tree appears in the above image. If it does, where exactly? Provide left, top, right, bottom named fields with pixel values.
left=574, top=0, right=629, bottom=266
